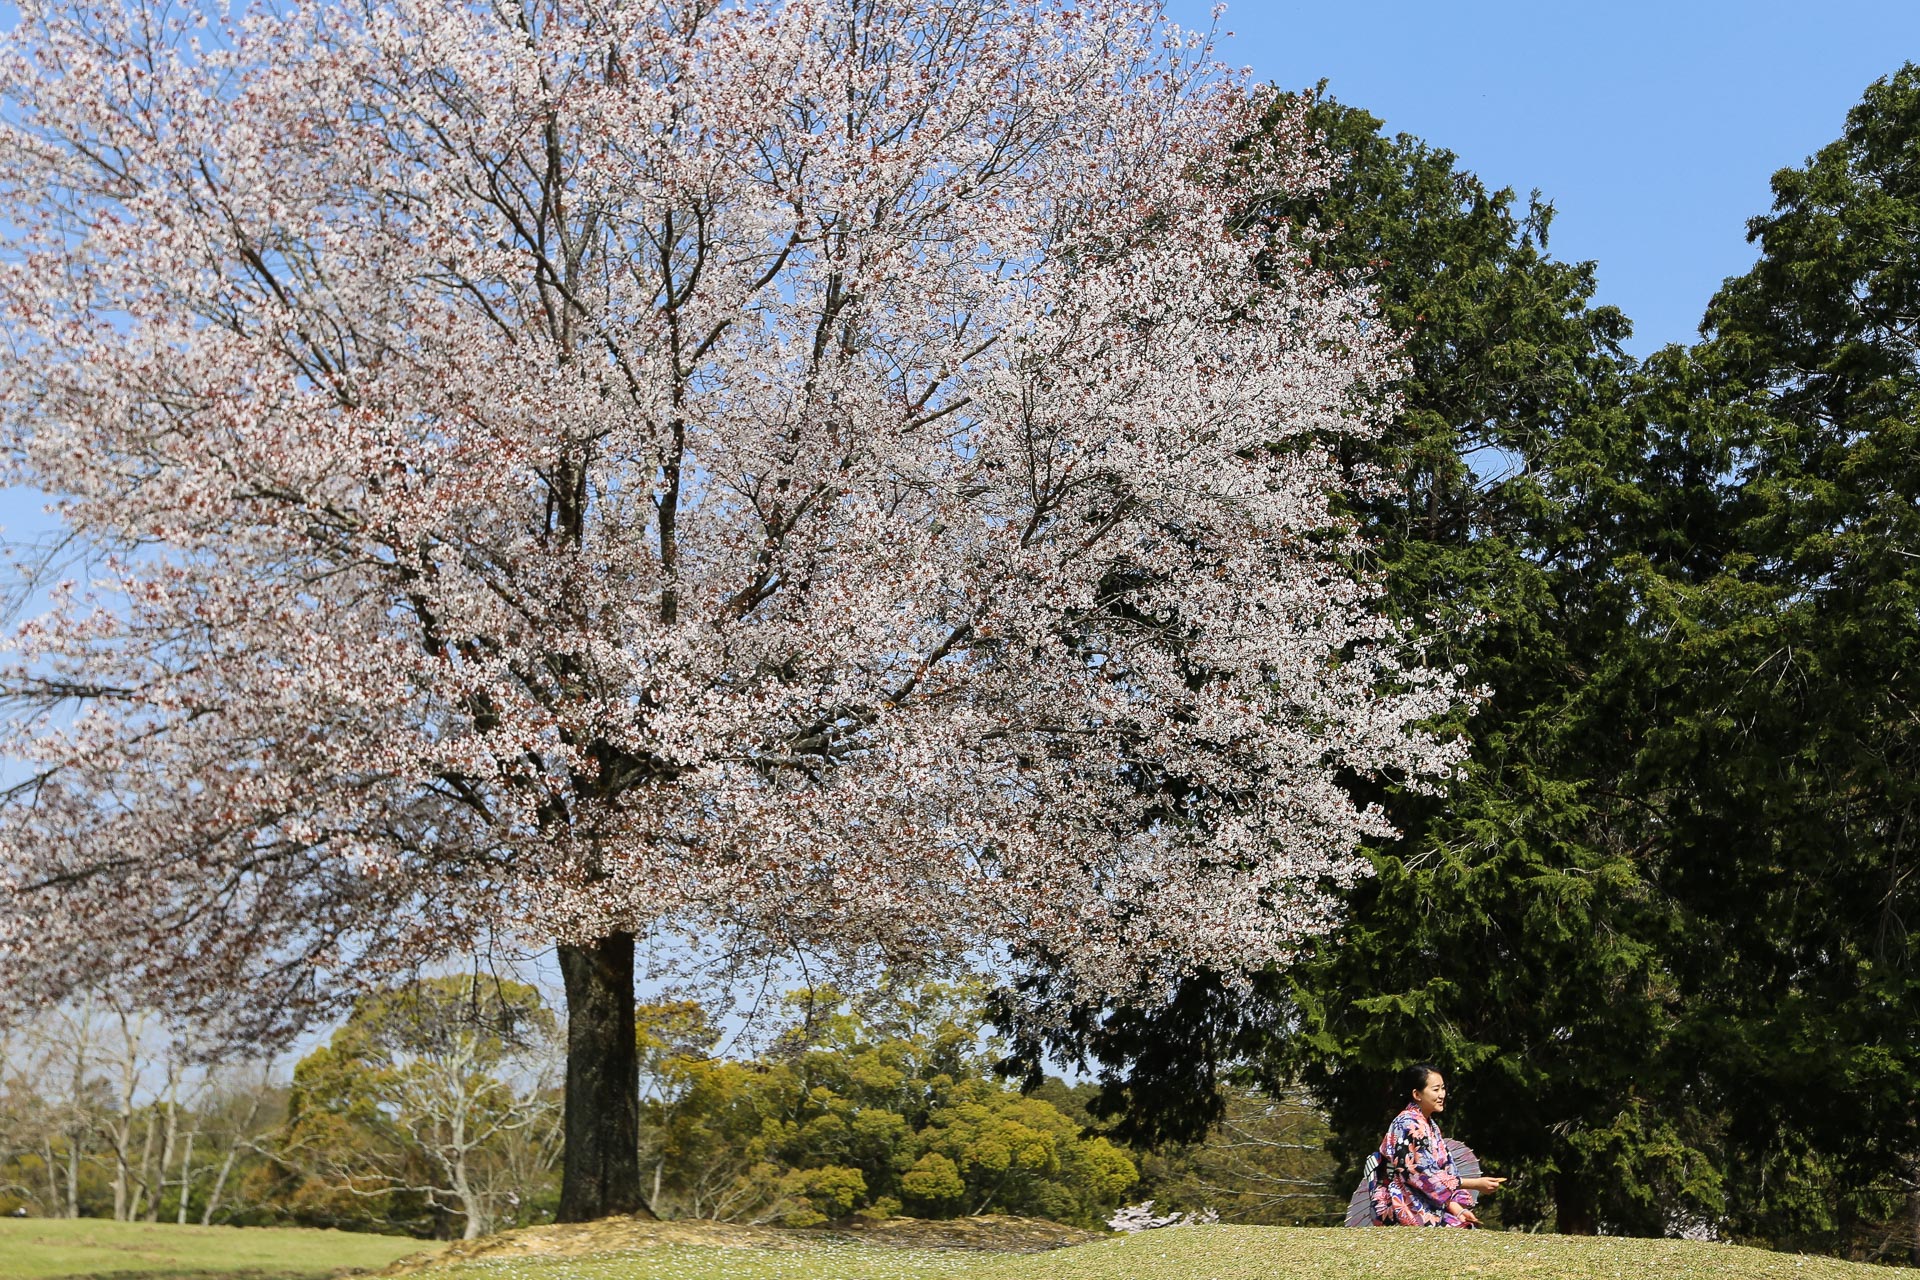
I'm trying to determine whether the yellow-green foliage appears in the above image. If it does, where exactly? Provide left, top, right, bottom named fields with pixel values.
left=635, top=984, right=1137, bottom=1228
left=912, top=1084, right=1138, bottom=1224
left=900, top=1152, right=966, bottom=1204
left=774, top=1165, right=868, bottom=1227
left=0, top=1217, right=441, bottom=1279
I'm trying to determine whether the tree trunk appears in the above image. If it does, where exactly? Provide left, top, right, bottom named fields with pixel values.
left=1908, top=1175, right=1919, bottom=1269
left=201, top=1145, right=239, bottom=1226
left=130, top=1106, right=158, bottom=1221
left=148, top=1095, right=177, bottom=1222
left=176, top=1129, right=195, bottom=1225
left=452, top=1139, right=486, bottom=1240
left=65, top=1013, right=87, bottom=1219
left=64, top=1129, right=79, bottom=1218
left=556, top=932, right=651, bottom=1222
left=1554, top=1170, right=1596, bottom=1235
left=455, top=1179, right=485, bottom=1239
left=111, top=1112, right=132, bottom=1220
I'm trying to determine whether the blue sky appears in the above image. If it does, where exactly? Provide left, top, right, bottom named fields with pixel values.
left=4, top=3, right=1913, bottom=536
left=4, top=0, right=1915, bottom=1070
left=1166, top=0, right=1920, bottom=356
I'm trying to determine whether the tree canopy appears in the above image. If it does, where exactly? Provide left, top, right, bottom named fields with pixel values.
left=0, top=0, right=1913, bottom=1256
left=635, top=985, right=1139, bottom=1228
left=0, top=0, right=1463, bottom=1218
left=1004, top=74, right=1920, bottom=1259
left=1622, top=61, right=1920, bottom=1256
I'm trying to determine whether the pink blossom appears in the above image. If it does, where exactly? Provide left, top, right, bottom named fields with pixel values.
left=0, top=0, right=1466, bottom=1043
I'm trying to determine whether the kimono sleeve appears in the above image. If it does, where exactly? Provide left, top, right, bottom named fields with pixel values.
left=1402, top=1119, right=1468, bottom=1208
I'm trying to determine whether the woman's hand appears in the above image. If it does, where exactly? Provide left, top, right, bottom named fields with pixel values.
left=1461, top=1176, right=1506, bottom=1194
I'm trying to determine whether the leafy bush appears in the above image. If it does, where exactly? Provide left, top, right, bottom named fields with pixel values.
left=637, top=983, right=1136, bottom=1227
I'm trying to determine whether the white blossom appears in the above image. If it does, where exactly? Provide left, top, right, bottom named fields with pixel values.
left=1107, top=1200, right=1221, bottom=1232
left=0, top=0, right=1466, bottom=1044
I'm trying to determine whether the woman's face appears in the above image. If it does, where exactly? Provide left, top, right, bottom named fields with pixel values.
left=1412, top=1071, right=1447, bottom=1115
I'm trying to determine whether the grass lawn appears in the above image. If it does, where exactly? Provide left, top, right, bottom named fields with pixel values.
left=412, top=1222, right=1905, bottom=1280
left=4, top=1218, right=1905, bottom=1280
left=0, top=1218, right=443, bottom=1280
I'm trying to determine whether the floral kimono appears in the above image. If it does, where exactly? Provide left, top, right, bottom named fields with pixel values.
left=1368, top=1103, right=1475, bottom=1227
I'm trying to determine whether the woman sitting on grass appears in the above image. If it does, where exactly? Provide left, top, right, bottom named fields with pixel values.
left=1369, top=1063, right=1505, bottom=1227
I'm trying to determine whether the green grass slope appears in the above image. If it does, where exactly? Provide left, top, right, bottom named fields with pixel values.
left=967, top=1227, right=1902, bottom=1280
left=0, top=1218, right=444, bottom=1280
left=411, top=1222, right=1902, bottom=1280
left=6, top=1219, right=1903, bottom=1280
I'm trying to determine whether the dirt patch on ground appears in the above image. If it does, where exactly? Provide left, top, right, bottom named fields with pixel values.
left=380, top=1219, right=795, bottom=1273
left=46, top=1273, right=320, bottom=1280
left=381, top=1214, right=1100, bottom=1273
left=827, top=1215, right=1100, bottom=1253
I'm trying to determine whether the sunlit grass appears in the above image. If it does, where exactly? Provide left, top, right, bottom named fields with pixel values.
left=423, top=1224, right=1901, bottom=1280
left=0, top=1217, right=444, bottom=1279
left=4, top=1218, right=1900, bottom=1280
left=427, top=1242, right=973, bottom=1280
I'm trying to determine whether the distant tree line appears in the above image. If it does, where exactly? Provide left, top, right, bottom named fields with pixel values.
left=0, top=977, right=562, bottom=1237
left=1003, top=64, right=1920, bottom=1268
left=0, top=991, right=281, bottom=1225
left=0, top=976, right=1342, bottom=1237
left=631, top=982, right=1341, bottom=1230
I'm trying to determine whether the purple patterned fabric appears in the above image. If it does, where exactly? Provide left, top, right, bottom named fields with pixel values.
left=1367, top=1104, right=1475, bottom=1227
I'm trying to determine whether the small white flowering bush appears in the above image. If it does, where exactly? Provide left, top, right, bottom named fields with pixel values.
left=1665, top=1210, right=1725, bottom=1242
left=1106, top=1200, right=1221, bottom=1233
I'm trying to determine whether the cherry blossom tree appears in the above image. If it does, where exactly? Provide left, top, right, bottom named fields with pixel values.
left=0, top=0, right=1466, bottom=1219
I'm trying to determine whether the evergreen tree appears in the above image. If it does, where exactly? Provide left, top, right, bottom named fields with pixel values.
left=1001, top=89, right=1713, bottom=1235
left=1004, top=68, right=1920, bottom=1260
left=1631, top=62, right=1920, bottom=1260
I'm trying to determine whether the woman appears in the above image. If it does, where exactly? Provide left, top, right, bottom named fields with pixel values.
left=1368, top=1063, right=1505, bottom=1227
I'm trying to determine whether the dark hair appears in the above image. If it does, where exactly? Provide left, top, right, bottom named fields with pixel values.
left=1398, top=1062, right=1441, bottom=1104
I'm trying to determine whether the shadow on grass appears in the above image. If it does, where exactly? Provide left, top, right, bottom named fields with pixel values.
left=47, top=1271, right=379, bottom=1280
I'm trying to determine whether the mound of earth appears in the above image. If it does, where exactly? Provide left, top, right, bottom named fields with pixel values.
left=380, top=1213, right=1099, bottom=1273
left=829, top=1214, right=1100, bottom=1252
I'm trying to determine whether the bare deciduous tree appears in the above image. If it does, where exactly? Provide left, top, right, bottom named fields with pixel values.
left=277, top=977, right=560, bottom=1238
